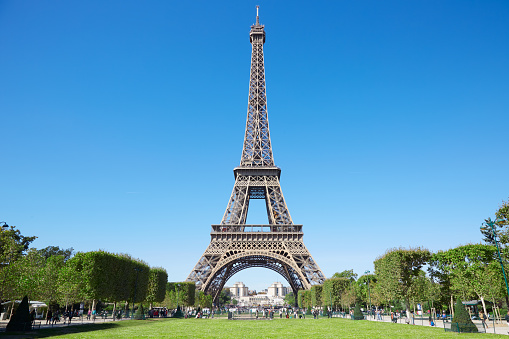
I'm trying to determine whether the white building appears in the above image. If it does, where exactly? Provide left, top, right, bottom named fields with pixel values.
left=267, top=282, right=287, bottom=297
left=230, top=281, right=248, bottom=297
left=230, top=282, right=290, bottom=307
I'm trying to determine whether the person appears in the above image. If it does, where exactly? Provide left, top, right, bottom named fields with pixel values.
left=429, top=314, right=434, bottom=326
left=68, top=310, right=73, bottom=324
left=505, top=311, right=509, bottom=325
left=46, top=310, right=53, bottom=325
left=442, top=311, right=447, bottom=323
left=30, top=309, right=36, bottom=325
left=481, top=311, right=488, bottom=329
left=52, top=312, right=59, bottom=325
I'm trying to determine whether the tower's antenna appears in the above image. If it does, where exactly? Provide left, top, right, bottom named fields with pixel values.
left=256, top=5, right=259, bottom=25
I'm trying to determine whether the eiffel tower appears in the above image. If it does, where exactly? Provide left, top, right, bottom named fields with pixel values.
left=187, top=7, right=325, bottom=302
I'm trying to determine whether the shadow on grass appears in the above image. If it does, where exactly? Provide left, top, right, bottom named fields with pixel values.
left=0, top=319, right=167, bottom=338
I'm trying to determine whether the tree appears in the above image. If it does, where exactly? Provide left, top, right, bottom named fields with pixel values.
left=218, top=289, right=231, bottom=306
left=374, top=247, right=431, bottom=319
left=311, top=285, right=323, bottom=307
left=284, top=292, right=295, bottom=306
left=357, top=273, right=376, bottom=308
left=322, top=278, right=350, bottom=311
left=0, top=225, right=36, bottom=303
left=332, top=270, right=358, bottom=282
left=481, top=198, right=509, bottom=246
left=199, top=292, right=212, bottom=309
left=340, top=282, right=357, bottom=310
left=298, top=290, right=311, bottom=309
left=8, top=249, right=45, bottom=301
left=38, top=254, right=66, bottom=308
left=429, top=244, right=499, bottom=314
left=146, top=268, right=168, bottom=307
left=167, top=282, right=195, bottom=307
left=37, top=246, right=74, bottom=261
left=480, top=198, right=509, bottom=306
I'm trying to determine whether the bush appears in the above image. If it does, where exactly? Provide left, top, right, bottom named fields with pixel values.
left=451, top=299, right=477, bottom=333
left=134, top=304, right=145, bottom=320
left=174, top=305, right=184, bottom=318
left=352, top=301, right=364, bottom=320
left=6, top=296, right=31, bottom=332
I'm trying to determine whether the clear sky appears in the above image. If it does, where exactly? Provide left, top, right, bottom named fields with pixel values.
left=1, top=0, right=508, bottom=292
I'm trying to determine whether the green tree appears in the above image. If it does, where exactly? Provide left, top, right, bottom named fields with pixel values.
left=481, top=198, right=509, bottom=246
left=284, top=292, right=295, bottom=306
left=311, top=285, right=323, bottom=307
left=199, top=292, right=212, bottom=309
left=37, top=246, right=74, bottom=261
left=357, top=273, right=376, bottom=308
left=37, top=254, right=66, bottom=307
left=146, top=268, right=168, bottom=307
left=322, top=278, right=350, bottom=311
left=298, top=290, right=311, bottom=308
left=9, top=249, right=45, bottom=301
left=218, top=289, right=231, bottom=306
left=168, top=282, right=195, bottom=307
left=332, top=269, right=358, bottom=282
left=0, top=225, right=36, bottom=303
left=429, top=244, right=499, bottom=314
left=374, top=247, right=431, bottom=318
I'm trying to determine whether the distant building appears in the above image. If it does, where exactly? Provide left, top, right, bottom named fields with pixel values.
left=230, top=282, right=248, bottom=297
left=230, top=282, right=289, bottom=307
left=267, top=282, right=287, bottom=297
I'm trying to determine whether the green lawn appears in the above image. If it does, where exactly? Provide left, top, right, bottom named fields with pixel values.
left=1, top=318, right=507, bottom=338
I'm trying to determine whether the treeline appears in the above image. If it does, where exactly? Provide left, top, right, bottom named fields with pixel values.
left=0, top=227, right=168, bottom=314
left=300, top=199, right=509, bottom=317
left=157, top=283, right=232, bottom=310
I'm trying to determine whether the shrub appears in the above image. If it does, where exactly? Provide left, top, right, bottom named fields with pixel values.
left=451, top=299, right=477, bottom=333
left=134, top=304, right=145, bottom=320
left=6, top=296, right=31, bottom=332
left=352, top=301, right=364, bottom=320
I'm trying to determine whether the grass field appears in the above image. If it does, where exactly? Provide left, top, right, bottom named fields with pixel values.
left=1, top=318, right=507, bottom=338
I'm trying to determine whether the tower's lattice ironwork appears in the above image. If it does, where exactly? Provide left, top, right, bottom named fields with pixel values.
left=187, top=7, right=325, bottom=302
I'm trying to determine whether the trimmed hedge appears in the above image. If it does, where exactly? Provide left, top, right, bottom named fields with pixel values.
left=451, top=299, right=477, bottom=333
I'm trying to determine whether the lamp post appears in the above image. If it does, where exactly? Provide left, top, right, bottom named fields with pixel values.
left=131, top=267, right=142, bottom=319
left=1, top=222, right=9, bottom=229
left=480, top=217, right=509, bottom=302
left=329, top=287, right=332, bottom=318
left=365, top=270, right=372, bottom=316
left=177, top=283, right=181, bottom=311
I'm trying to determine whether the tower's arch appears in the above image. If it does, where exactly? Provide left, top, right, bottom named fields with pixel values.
left=203, top=253, right=306, bottom=301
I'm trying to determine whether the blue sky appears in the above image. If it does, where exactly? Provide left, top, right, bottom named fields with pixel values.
left=1, top=0, right=508, bottom=292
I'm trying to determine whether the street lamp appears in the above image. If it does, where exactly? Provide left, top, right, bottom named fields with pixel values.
left=177, top=283, right=181, bottom=311
left=1, top=222, right=9, bottom=229
left=480, top=217, right=509, bottom=302
left=131, top=267, right=142, bottom=319
left=365, top=270, right=372, bottom=315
